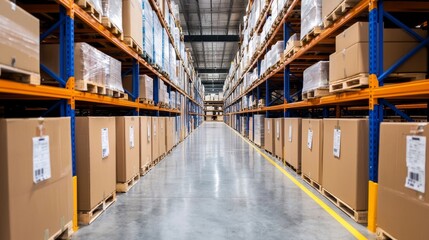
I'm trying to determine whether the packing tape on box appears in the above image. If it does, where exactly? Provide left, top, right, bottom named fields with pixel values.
left=37, top=117, right=45, bottom=136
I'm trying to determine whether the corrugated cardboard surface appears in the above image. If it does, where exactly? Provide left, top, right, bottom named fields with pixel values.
left=158, top=117, right=167, bottom=155
left=0, top=0, right=39, bottom=74
left=274, top=118, right=284, bottom=159
left=76, top=117, right=116, bottom=211
left=166, top=117, right=174, bottom=151
left=284, top=118, right=302, bottom=171
left=122, top=0, right=143, bottom=48
left=301, top=119, right=323, bottom=183
left=264, top=118, right=275, bottom=153
left=378, top=123, right=429, bottom=239
left=116, top=116, right=140, bottom=183
left=151, top=117, right=159, bottom=161
left=0, top=118, right=72, bottom=240
left=335, top=22, right=426, bottom=51
left=330, top=42, right=427, bottom=82
left=322, top=0, right=343, bottom=21
left=140, top=116, right=152, bottom=168
left=322, top=119, right=368, bottom=210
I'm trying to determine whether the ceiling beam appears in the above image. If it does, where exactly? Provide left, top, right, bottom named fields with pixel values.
left=184, top=35, right=240, bottom=42
left=196, top=68, right=229, bottom=73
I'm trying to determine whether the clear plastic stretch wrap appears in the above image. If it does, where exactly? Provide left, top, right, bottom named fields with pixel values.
left=170, top=91, right=176, bottom=108
left=302, top=61, right=329, bottom=93
left=285, top=33, right=299, bottom=53
left=102, top=0, right=123, bottom=32
left=89, top=0, right=103, bottom=15
left=159, top=80, right=165, bottom=103
left=300, top=0, right=322, bottom=40
left=153, top=13, right=163, bottom=67
left=242, top=96, right=248, bottom=109
left=142, top=0, right=154, bottom=60
left=254, top=115, right=265, bottom=146
left=47, top=43, right=122, bottom=91
left=162, top=29, right=170, bottom=73
left=0, top=2, right=39, bottom=73
left=164, top=85, right=169, bottom=104
left=141, top=75, right=153, bottom=100
left=107, top=57, right=123, bottom=91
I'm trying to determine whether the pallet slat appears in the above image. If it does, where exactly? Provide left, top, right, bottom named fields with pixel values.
left=323, top=0, right=360, bottom=28
left=376, top=227, right=398, bottom=240
left=116, top=173, right=140, bottom=193
left=78, top=192, right=117, bottom=225
left=0, top=64, right=40, bottom=85
left=302, top=88, right=330, bottom=100
left=322, top=188, right=367, bottom=223
left=302, top=174, right=322, bottom=192
left=47, top=221, right=73, bottom=240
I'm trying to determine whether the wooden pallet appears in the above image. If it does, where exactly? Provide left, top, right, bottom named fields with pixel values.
left=322, top=188, right=368, bottom=223
left=142, top=52, right=153, bottom=64
left=101, top=17, right=124, bottom=41
left=323, top=0, right=360, bottom=28
left=285, top=161, right=301, bottom=174
left=75, top=80, right=107, bottom=95
left=116, top=173, right=140, bottom=193
left=302, top=88, right=330, bottom=100
left=140, top=163, right=152, bottom=176
left=124, top=37, right=143, bottom=55
left=302, top=174, right=322, bottom=192
left=376, top=227, right=397, bottom=240
left=329, top=74, right=368, bottom=93
left=139, top=98, right=155, bottom=105
left=300, top=27, right=323, bottom=45
left=47, top=221, right=73, bottom=240
left=75, top=0, right=102, bottom=23
left=78, top=191, right=117, bottom=225
left=284, top=45, right=301, bottom=59
left=0, top=64, right=40, bottom=85
left=106, top=88, right=126, bottom=99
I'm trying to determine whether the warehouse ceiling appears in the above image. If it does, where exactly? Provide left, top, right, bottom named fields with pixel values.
left=179, top=0, right=246, bottom=93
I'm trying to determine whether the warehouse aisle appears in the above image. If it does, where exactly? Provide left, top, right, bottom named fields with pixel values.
left=73, top=122, right=372, bottom=240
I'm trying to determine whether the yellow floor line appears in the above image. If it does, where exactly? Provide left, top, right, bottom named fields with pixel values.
left=230, top=127, right=367, bottom=240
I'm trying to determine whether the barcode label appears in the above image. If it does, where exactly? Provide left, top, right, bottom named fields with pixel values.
left=405, top=135, right=426, bottom=193
left=33, top=136, right=51, bottom=183
left=129, top=126, right=135, bottom=149
left=333, top=128, right=341, bottom=158
left=101, top=128, right=109, bottom=159
left=307, top=129, right=313, bottom=150
left=288, top=124, right=292, bottom=142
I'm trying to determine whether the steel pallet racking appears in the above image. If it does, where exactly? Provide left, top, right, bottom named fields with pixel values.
left=0, top=0, right=203, bottom=231
left=223, top=0, right=429, bottom=231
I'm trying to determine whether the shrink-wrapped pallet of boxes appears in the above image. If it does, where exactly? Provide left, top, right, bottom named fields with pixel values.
left=302, top=61, right=329, bottom=100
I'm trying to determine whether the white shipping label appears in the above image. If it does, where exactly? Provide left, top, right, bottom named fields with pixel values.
left=405, top=135, right=426, bottom=193
left=276, top=121, right=280, bottom=139
left=147, top=124, right=151, bottom=142
left=33, top=136, right=51, bottom=183
left=129, top=126, right=135, bottom=149
left=307, top=129, right=313, bottom=150
left=288, top=124, right=292, bottom=142
left=333, top=129, right=341, bottom=158
left=268, top=121, right=270, bottom=133
left=101, top=128, right=109, bottom=159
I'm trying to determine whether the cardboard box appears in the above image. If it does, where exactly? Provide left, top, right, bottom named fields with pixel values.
left=0, top=0, right=40, bottom=74
left=151, top=117, right=159, bottom=161
left=76, top=117, right=116, bottom=211
left=0, top=118, right=72, bottom=240
left=158, top=117, right=167, bottom=156
left=335, top=22, right=426, bottom=51
left=301, top=119, right=323, bottom=183
left=122, top=0, right=143, bottom=49
left=274, top=118, right=284, bottom=159
left=139, top=116, right=152, bottom=169
left=322, top=119, right=368, bottom=210
left=284, top=118, right=302, bottom=171
left=166, top=117, right=174, bottom=151
left=123, top=75, right=154, bottom=100
left=329, top=42, right=427, bottom=82
left=264, top=118, right=275, bottom=154
left=378, top=123, right=429, bottom=239
left=322, top=0, right=344, bottom=20
left=116, top=116, right=140, bottom=183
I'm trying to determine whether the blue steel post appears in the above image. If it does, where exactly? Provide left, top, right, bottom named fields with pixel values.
left=283, top=22, right=291, bottom=118
left=131, top=59, right=139, bottom=116
left=368, top=0, right=384, bottom=232
left=153, top=76, right=159, bottom=116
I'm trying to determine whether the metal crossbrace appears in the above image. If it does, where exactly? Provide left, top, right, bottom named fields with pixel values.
left=379, top=99, right=414, bottom=122
left=379, top=9, right=429, bottom=83
left=40, top=64, right=66, bottom=86
left=41, top=100, right=63, bottom=117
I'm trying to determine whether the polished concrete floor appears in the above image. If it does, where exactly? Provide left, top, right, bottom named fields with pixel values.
left=73, top=122, right=374, bottom=240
